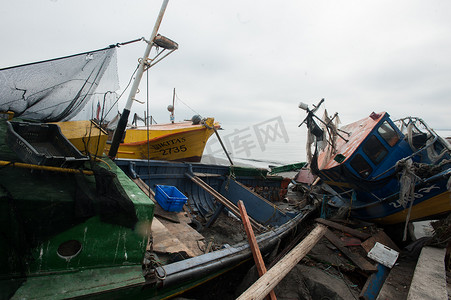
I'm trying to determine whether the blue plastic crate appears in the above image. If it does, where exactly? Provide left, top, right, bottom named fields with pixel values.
left=154, top=185, right=188, bottom=212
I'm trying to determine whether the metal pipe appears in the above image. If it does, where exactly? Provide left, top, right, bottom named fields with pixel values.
left=0, top=160, right=94, bottom=175
left=109, top=0, right=170, bottom=158
left=213, top=127, right=234, bottom=165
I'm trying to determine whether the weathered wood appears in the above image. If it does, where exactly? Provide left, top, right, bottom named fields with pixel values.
left=315, top=218, right=371, bottom=240
left=151, top=218, right=196, bottom=257
left=238, top=200, right=277, bottom=300
left=132, top=177, right=155, bottom=198
left=324, top=229, right=377, bottom=273
left=268, top=226, right=312, bottom=269
left=160, top=218, right=205, bottom=257
left=186, top=173, right=265, bottom=232
left=236, top=224, right=327, bottom=300
left=193, top=172, right=222, bottom=178
left=361, top=230, right=400, bottom=253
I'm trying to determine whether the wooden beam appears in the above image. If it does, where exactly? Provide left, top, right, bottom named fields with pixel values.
left=324, top=229, right=377, bottom=273
left=315, top=218, right=371, bottom=240
left=237, top=224, right=327, bottom=300
left=132, top=177, right=155, bottom=198
left=238, top=200, right=277, bottom=300
left=186, top=172, right=265, bottom=232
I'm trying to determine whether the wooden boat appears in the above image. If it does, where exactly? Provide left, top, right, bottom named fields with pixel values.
left=299, top=99, right=451, bottom=224
left=0, top=116, right=317, bottom=298
left=1, top=3, right=318, bottom=297
left=52, top=120, right=109, bottom=157
left=103, top=117, right=220, bottom=162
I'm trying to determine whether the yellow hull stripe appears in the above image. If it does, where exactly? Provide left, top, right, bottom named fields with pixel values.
left=373, top=191, right=451, bottom=224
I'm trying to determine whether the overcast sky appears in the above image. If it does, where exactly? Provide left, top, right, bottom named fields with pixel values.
left=2, top=0, right=451, bottom=139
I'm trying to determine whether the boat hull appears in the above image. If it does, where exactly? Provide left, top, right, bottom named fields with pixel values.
left=328, top=169, right=451, bottom=225
left=104, top=119, right=218, bottom=162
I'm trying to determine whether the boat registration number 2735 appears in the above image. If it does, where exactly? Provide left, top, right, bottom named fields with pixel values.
left=159, top=145, right=187, bottom=155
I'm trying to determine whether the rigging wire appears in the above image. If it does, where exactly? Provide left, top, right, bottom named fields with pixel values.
left=146, top=66, right=152, bottom=194
left=174, top=92, right=202, bottom=118
left=0, top=37, right=143, bottom=71
left=103, top=65, right=139, bottom=119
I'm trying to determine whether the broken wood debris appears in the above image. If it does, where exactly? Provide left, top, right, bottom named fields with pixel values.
left=238, top=200, right=277, bottom=300
left=237, top=224, right=327, bottom=300
left=324, top=229, right=378, bottom=273
left=315, top=218, right=371, bottom=240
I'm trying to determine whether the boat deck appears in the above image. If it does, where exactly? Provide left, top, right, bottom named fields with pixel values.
left=133, top=176, right=248, bottom=262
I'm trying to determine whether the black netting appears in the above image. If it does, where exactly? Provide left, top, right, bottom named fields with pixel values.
left=0, top=47, right=119, bottom=122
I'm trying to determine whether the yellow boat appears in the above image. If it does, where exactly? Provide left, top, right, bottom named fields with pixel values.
left=104, top=117, right=220, bottom=162
left=54, top=120, right=108, bottom=157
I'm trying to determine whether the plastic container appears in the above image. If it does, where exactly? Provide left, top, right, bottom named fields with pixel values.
left=154, top=185, right=188, bottom=212
left=6, top=121, right=89, bottom=167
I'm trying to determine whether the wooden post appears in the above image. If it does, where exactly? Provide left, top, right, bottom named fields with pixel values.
left=237, top=224, right=327, bottom=300
left=238, top=200, right=277, bottom=300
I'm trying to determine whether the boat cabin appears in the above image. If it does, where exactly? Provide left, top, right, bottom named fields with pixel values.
left=317, top=112, right=413, bottom=199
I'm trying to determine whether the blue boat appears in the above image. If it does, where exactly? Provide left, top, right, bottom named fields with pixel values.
left=111, top=158, right=318, bottom=296
left=300, top=99, right=451, bottom=224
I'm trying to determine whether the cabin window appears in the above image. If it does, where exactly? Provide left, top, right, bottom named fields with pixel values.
left=350, top=154, right=372, bottom=178
left=377, top=121, right=399, bottom=147
left=363, top=135, right=388, bottom=165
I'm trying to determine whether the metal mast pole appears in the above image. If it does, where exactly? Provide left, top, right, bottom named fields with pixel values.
left=109, top=0, right=170, bottom=158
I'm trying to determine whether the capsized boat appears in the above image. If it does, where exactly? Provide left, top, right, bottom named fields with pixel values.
left=299, top=99, right=451, bottom=224
left=103, top=116, right=220, bottom=162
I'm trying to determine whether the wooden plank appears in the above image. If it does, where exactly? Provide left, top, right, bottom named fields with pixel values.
left=186, top=173, right=265, bottom=232
left=151, top=218, right=196, bottom=257
left=361, top=230, right=400, bottom=253
left=315, top=218, right=371, bottom=240
left=238, top=201, right=277, bottom=300
left=236, top=224, right=327, bottom=300
left=324, top=229, right=377, bottom=273
left=193, top=172, right=222, bottom=178
left=161, top=218, right=205, bottom=257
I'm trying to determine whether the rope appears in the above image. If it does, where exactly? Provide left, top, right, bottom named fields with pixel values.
left=397, top=159, right=417, bottom=241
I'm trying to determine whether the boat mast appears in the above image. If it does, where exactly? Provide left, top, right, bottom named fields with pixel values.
left=171, top=88, right=175, bottom=123
left=109, top=0, right=170, bottom=158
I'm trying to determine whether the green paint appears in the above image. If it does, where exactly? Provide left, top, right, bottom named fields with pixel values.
left=0, top=119, right=156, bottom=297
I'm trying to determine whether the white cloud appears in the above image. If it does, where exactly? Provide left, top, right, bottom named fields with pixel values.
left=1, top=0, right=450, bottom=133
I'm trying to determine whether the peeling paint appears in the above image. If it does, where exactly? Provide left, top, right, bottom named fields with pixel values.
left=83, top=226, right=88, bottom=243
left=123, top=232, right=128, bottom=261
left=113, top=231, right=121, bottom=263
left=319, top=112, right=385, bottom=169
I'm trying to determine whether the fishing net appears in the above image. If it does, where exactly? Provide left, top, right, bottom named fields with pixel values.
left=0, top=47, right=119, bottom=122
